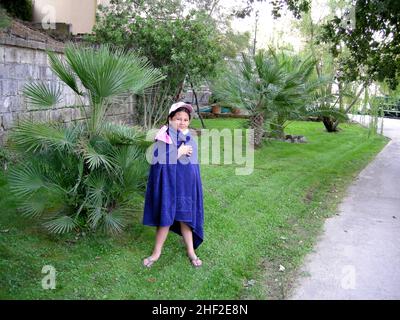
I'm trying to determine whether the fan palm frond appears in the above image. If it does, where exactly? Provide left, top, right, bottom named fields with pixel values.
left=77, top=135, right=115, bottom=172
left=109, top=145, right=141, bottom=168
left=101, top=209, right=127, bottom=234
left=19, top=195, right=47, bottom=218
left=18, top=186, right=66, bottom=218
left=47, top=50, right=82, bottom=96
left=43, top=215, right=77, bottom=234
left=10, top=120, right=76, bottom=153
left=23, top=82, right=62, bottom=109
left=85, top=171, right=108, bottom=205
left=101, top=123, right=145, bottom=145
left=8, top=163, right=47, bottom=198
left=64, top=45, right=165, bottom=100
left=87, top=206, right=103, bottom=229
left=121, top=159, right=149, bottom=191
left=83, top=143, right=114, bottom=171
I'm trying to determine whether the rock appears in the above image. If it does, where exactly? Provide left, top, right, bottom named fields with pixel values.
left=284, top=134, right=308, bottom=143
left=244, top=279, right=256, bottom=287
left=297, top=135, right=307, bottom=143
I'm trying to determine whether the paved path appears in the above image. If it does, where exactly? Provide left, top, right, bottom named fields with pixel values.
left=289, top=115, right=400, bottom=300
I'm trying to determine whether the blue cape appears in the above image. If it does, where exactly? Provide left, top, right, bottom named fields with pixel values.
left=143, top=126, right=204, bottom=249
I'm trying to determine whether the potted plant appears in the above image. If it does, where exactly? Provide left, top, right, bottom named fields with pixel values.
left=232, top=106, right=241, bottom=115
left=211, top=103, right=221, bottom=114
left=208, top=94, right=221, bottom=114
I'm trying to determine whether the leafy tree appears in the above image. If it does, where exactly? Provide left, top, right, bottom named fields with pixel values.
left=234, top=0, right=310, bottom=18
left=7, top=45, right=164, bottom=234
left=293, top=3, right=362, bottom=132
left=219, top=28, right=252, bottom=59
left=88, top=0, right=251, bottom=128
left=89, top=1, right=223, bottom=98
left=322, top=0, right=400, bottom=89
left=234, top=0, right=400, bottom=91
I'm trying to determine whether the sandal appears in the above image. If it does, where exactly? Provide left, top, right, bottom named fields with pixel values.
left=143, top=256, right=157, bottom=268
left=188, top=255, right=202, bottom=268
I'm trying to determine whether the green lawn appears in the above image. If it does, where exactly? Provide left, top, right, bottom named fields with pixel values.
left=0, top=119, right=388, bottom=299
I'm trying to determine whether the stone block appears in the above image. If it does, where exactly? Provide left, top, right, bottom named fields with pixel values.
left=13, top=95, right=27, bottom=112
left=4, top=47, right=19, bottom=63
left=33, top=50, right=45, bottom=65
left=60, top=108, right=72, bottom=123
left=1, top=112, right=14, bottom=130
left=31, top=110, right=48, bottom=122
left=0, top=96, right=11, bottom=113
left=19, top=49, right=35, bottom=64
left=0, top=46, right=4, bottom=63
left=78, top=106, right=91, bottom=120
left=2, top=80, right=17, bottom=96
left=0, top=63, right=8, bottom=79
left=50, top=109, right=62, bottom=122
left=11, top=111, right=20, bottom=123
left=30, top=65, right=40, bottom=79
left=62, top=93, right=72, bottom=106
left=39, top=66, right=47, bottom=79
left=15, top=64, right=30, bottom=79
left=19, top=111, right=32, bottom=122
left=7, top=64, right=15, bottom=80
left=46, top=67, right=55, bottom=79
left=18, top=80, right=27, bottom=93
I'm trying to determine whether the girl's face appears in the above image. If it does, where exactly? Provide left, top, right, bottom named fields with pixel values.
left=169, top=111, right=190, bottom=131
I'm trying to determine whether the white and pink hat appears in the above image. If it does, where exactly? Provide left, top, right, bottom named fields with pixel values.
left=154, top=102, right=194, bottom=144
left=168, top=102, right=194, bottom=116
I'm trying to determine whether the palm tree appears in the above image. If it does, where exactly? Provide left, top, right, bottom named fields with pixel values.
left=212, top=50, right=320, bottom=146
left=212, top=49, right=347, bottom=146
left=266, top=50, right=318, bottom=139
left=7, top=45, right=164, bottom=234
left=212, top=51, right=274, bottom=147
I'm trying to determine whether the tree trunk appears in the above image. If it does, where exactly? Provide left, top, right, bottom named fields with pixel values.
left=189, top=80, right=206, bottom=129
left=250, top=112, right=265, bottom=148
left=270, top=114, right=286, bottom=139
left=323, top=85, right=366, bottom=132
left=174, top=80, right=185, bottom=102
left=322, top=116, right=339, bottom=132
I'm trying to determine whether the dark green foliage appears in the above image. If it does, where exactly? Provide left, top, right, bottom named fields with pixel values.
left=234, top=0, right=310, bottom=19
left=0, top=5, right=11, bottom=29
left=322, top=0, right=400, bottom=89
left=1, top=0, right=33, bottom=21
left=88, top=1, right=223, bottom=97
left=212, top=49, right=333, bottom=145
left=7, top=45, right=163, bottom=235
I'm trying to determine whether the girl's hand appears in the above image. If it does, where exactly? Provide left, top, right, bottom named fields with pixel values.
left=178, top=144, right=193, bottom=158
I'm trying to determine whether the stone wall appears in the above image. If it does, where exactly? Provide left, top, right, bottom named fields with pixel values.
left=183, top=85, right=212, bottom=106
left=0, top=21, right=137, bottom=145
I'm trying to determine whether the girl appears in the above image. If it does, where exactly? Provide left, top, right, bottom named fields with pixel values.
left=142, top=102, right=204, bottom=268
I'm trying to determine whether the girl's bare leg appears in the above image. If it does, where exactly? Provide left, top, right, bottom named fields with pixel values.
left=143, top=226, right=170, bottom=266
left=180, top=222, right=202, bottom=267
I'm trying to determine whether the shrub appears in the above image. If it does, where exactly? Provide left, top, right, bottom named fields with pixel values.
left=7, top=45, right=164, bottom=234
